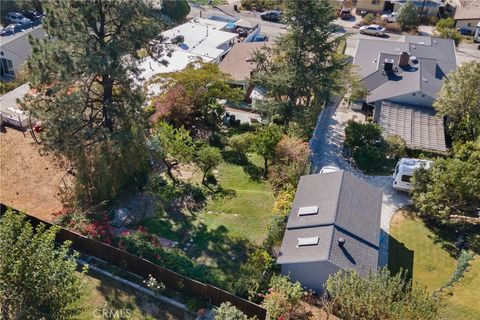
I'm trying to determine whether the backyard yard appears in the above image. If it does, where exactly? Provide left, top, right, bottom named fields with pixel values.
left=141, top=151, right=275, bottom=290
left=77, top=269, right=190, bottom=320
left=388, top=210, right=480, bottom=319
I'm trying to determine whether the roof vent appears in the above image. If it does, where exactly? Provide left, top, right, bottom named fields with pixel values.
left=338, top=237, right=345, bottom=247
left=384, top=58, right=394, bottom=73
left=298, top=206, right=318, bottom=216
left=399, top=51, right=410, bottom=66
left=410, top=56, right=418, bottom=64
left=297, top=236, right=319, bottom=247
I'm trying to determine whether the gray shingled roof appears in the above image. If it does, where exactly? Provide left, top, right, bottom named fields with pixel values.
left=0, top=27, right=46, bottom=61
left=374, top=100, right=447, bottom=152
left=277, top=171, right=382, bottom=276
left=353, top=36, right=456, bottom=106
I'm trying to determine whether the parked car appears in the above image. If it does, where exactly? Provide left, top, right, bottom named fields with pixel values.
left=392, top=158, right=433, bottom=192
left=381, top=12, right=397, bottom=23
left=457, top=27, right=472, bottom=36
left=22, top=10, right=43, bottom=20
left=253, top=34, right=268, bottom=42
left=359, top=24, right=386, bottom=36
left=0, top=24, right=18, bottom=36
left=260, top=10, right=282, bottom=22
left=319, top=166, right=340, bottom=174
left=357, top=9, right=375, bottom=17
left=5, top=12, right=32, bottom=25
left=339, top=7, right=352, bottom=20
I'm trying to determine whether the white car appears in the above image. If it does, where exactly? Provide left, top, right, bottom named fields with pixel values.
left=319, top=166, right=340, bottom=174
left=381, top=12, right=397, bottom=23
left=5, top=12, right=32, bottom=25
left=359, top=24, right=386, bottom=37
left=392, top=158, right=433, bottom=192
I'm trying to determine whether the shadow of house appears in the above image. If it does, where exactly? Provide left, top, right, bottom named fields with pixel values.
left=387, top=234, right=414, bottom=282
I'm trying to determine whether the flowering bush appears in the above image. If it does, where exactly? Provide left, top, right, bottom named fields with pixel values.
left=262, top=275, right=305, bottom=320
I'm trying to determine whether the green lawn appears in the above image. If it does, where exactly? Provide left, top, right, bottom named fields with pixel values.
left=76, top=270, right=187, bottom=320
left=439, top=256, right=480, bottom=320
left=200, top=153, right=275, bottom=244
left=388, top=210, right=456, bottom=292
left=389, top=210, right=480, bottom=320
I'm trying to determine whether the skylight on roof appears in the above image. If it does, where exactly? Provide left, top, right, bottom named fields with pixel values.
left=297, top=236, right=319, bottom=247
left=298, top=206, right=319, bottom=216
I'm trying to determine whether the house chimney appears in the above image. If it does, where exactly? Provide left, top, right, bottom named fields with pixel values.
left=338, top=238, right=345, bottom=247
left=399, top=51, right=410, bottom=66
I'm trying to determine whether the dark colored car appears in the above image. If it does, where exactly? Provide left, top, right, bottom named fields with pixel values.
left=457, top=27, right=472, bottom=36
left=22, top=10, right=43, bottom=21
left=260, top=10, right=282, bottom=22
left=339, top=8, right=352, bottom=20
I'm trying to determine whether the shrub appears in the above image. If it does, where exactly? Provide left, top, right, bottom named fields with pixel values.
left=443, top=250, right=475, bottom=288
left=397, top=0, right=419, bottom=30
left=235, top=249, right=275, bottom=302
left=363, top=13, right=374, bottom=24
left=352, top=145, right=386, bottom=172
left=436, top=17, right=455, bottom=29
left=344, top=120, right=383, bottom=149
left=229, top=133, right=254, bottom=155
left=385, top=134, right=407, bottom=160
left=434, top=26, right=462, bottom=46
left=262, top=275, right=305, bottom=320
left=214, top=302, right=251, bottom=320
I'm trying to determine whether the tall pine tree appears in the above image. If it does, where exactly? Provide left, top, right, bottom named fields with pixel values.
left=253, top=0, right=347, bottom=131
left=22, top=0, right=170, bottom=206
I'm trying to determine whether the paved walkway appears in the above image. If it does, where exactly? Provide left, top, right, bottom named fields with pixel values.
left=310, top=98, right=410, bottom=267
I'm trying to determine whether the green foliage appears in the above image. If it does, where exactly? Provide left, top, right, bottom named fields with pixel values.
left=22, top=0, right=167, bottom=207
left=433, top=61, right=480, bottom=142
left=151, top=62, right=242, bottom=128
left=397, top=1, right=419, bottom=30
left=185, top=297, right=207, bottom=312
left=161, top=0, right=190, bottom=22
left=269, top=135, right=310, bottom=190
left=229, top=133, right=254, bottom=156
left=363, top=13, right=375, bottom=24
left=235, top=249, right=275, bottom=301
left=252, top=125, right=283, bottom=176
left=0, top=80, right=22, bottom=95
left=272, top=187, right=295, bottom=215
left=412, top=139, right=480, bottom=222
left=344, top=120, right=383, bottom=149
left=143, top=274, right=165, bottom=295
left=252, top=0, right=347, bottom=126
left=385, top=134, right=407, bottom=160
left=434, top=26, right=462, bottom=46
left=263, top=214, right=287, bottom=250
left=214, top=302, right=251, bottom=320
left=325, top=268, right=439, bottom=320
left=118, top=230, right=220, bottom=285
left=352, top=145, right=386, bottom=172
left=0, top=209, right=85, bottom=319
left=436, top=17, right=455, bottom=29
left=195, top=145, right=222, bottom=184
left=241, top=0, right=283, bottom=11
left=262, top=275, right=305, bottom=320
left=150, top=121, right=195, bottom=182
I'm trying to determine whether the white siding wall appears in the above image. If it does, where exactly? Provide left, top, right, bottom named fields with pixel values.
left=456, top=19, right=480, bottom=33
left=281, top=261, right=341, bottom=293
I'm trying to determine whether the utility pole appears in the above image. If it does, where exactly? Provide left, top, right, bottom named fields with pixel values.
left=420, top=0, right=426, bottom=23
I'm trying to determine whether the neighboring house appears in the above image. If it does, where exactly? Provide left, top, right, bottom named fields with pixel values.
left=277, top=171, right=382, bottom=293
left=0, top=26, right=45, bottom=79
left=355, top=0, right=395, bottom=14
left=392, top=0, right=446, bottom=17
left=454, top=6, right=480, bottom=33
left=353, top=35, right=456, bottom=152
left=139, top=18, right=238, bottom=95
left=218, top=42, right=271, bottom=99
left=0, top=83, right=30, bottom=128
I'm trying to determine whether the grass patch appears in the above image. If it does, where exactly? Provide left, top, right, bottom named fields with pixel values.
left=76, top=269, right=186, bottom=320
left=388, top=210, right=456, bottom=292
left=201, top=153, right=275, bottom=244
left=439, top=256, right=480, bottom=320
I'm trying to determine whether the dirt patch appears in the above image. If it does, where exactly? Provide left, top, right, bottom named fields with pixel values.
left=0, top=128, right=66, bottom=221
left=390, top=208, right=418, bottom=228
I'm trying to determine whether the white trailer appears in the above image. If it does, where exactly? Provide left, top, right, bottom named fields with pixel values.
left=392, top=158, right=433, bottom=192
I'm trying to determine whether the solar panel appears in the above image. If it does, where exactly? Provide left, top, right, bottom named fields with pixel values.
left=297, top=236, right=319, bottom=247
left=298, top=206, right=318, bottom=216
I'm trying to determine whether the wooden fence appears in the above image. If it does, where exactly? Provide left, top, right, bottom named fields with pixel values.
left=0, top=204, right=267, bottom=319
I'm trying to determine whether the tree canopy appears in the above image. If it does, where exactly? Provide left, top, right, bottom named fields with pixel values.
left=252, top=0, right=347, bottom=129
left=433, top=61, right=480, bottom=142
left=252, top=125, right=283, bottom=177
left=397, top=1, right=419, bottom=30
left=161, top=0, right=190, bottom=22
left=22, top=0, right=170, bottom=206
left=412, top=139, right=480, bottom=222
left=0, top=209, right=85, bottom=319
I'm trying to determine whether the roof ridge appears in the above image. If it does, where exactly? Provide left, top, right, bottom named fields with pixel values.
left=327, top=171, right=345, bottom=260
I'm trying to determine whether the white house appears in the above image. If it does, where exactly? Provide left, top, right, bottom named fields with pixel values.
left=454, top=6, right=480, bottom=33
